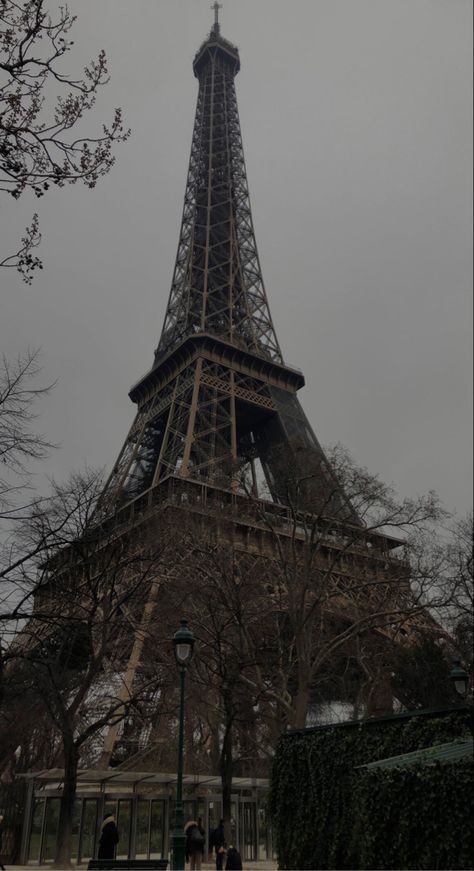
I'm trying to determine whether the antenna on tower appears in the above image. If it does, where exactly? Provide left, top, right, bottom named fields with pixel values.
left=211, top=1, right=222, bottom=35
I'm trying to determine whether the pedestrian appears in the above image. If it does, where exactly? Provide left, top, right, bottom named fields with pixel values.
left=0, top=814, right=5, bottom=871
left=225, top=845, right=243, bottom=871
left=97, top=813, right=119, bottom=864
left=213, top=819, right=226, bottom=871
left=184, top=818, right=205, bottom=870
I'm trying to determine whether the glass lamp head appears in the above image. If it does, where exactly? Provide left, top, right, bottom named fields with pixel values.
left=449, top=660, right=469, bottom=698
left=173, top=618, right=195, bottom=668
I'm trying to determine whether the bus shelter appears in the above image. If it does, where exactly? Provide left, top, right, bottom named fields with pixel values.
left=19, top=769, right=271, bottom=865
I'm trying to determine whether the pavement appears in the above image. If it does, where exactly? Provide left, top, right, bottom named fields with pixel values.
left=6, top=864, right=278, bottom=871
left=201, top=864, right=277, bottom=870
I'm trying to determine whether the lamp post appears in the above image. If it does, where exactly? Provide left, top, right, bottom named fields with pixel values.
left=171, top=618, right=195, bottom=871
left=449, top=660, right=469, bottom=699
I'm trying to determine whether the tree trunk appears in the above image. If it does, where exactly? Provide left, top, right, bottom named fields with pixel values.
left=208, top=715, right=221, bottom=773
left=292, top=681, right=310, bottom=729
left=219, top=703, right=234, bottom=846
left=0, top=644, right=4, bottom=709
left=53, top=736, right=78, bottom=868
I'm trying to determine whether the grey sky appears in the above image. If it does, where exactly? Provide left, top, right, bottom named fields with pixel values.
left=1, top=0, right=472, bottom=515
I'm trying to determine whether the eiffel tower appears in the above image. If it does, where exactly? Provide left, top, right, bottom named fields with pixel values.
left=0, top=20, right=455, bottom=870
left=91, top=9, right=430, bottom=764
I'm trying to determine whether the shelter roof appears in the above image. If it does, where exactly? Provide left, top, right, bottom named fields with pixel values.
left=19, top=769, right=269, bottom=789
left=357, top=739, right=473, bottom=770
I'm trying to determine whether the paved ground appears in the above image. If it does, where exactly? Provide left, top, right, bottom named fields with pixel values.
left=6, top=864, right=278, bottom=871
left=201, top=864, right=277, bottom=870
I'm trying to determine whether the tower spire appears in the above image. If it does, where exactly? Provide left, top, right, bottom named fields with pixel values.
left=211, top=1, right=222, bottom=35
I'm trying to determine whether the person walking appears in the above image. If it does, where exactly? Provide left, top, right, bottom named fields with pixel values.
left=213, top=819, right=226, bottom=871
left=225, top=845, right=243, bottom=871
left=0, top=814, right=6, bottom=871
left=97, top=813, right=119, bottom=865
left=184, top=818, right=205, bottom=870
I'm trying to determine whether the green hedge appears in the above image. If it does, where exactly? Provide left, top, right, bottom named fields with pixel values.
left=269, top=709, right=473, bottom=870
left=353, top=762, right=473, bottom=870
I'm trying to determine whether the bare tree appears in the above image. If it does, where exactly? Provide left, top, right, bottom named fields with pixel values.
left=425, top=511, right=474, bottom=671
left=0, top=348, right=56, bottom=667
left=162, top=537, right=273, bottom=843
left=231, top=443, right=449, bottom=729
left=142, top=451, right=459, bottom=831
left=1, top=469, right=169, bottom=868
left=444, top=512, right=473, bottom=656
left=390, top=631, right=459, bottom=710
left=0, top=348, right=55, bottom=513
left=1, top=0, right=129, bottom=281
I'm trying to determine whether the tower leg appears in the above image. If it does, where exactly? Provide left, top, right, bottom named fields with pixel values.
left=97, top=574, right=162, bottom=768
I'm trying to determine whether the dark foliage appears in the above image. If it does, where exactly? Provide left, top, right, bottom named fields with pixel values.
left=390, top=634, right=459, bottom=710
left=353, top=762, right=473, bottom=870
left=270, top=709, right=473, bottom=870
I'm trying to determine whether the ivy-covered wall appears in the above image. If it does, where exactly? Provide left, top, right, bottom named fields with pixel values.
left=353, top=762, right=473, bottom=870
left=269, top=708, right=473, bottom=870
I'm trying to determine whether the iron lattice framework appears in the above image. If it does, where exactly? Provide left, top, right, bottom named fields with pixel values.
left=99, top=22, right=355, bottom=519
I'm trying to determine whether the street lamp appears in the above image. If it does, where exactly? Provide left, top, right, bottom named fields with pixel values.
left=171, top=618, right=195, bottom=871
left=449, top=660, right=469, bottom=699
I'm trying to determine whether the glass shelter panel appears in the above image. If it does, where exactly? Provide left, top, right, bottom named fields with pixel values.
left=117, top=799, right=132, bottom=859
left=28, top=798, right=45, bottom=864
left=41, top=798, right=60, bottom=862
left=258, top=805, right=267, bottom=859
left=70, top=800, right=82, bottom=863
left=230, top=801, right=237, bottom=849
left=104, top=799, right=117, bottom=820
left=207, top=799, right=222, bottom=836
left=240, top=802, right=256, bottom=862
left=170, top=799, right=196, bottom=830
left=184, top=800, right=196, bottom=824
left=79, top=799, right=98, bottom=863
left=197, top=799, right=205, bottom=832
left=136, top=800, right=150, bottom=859
left=150, top=800, right=165, bottom=858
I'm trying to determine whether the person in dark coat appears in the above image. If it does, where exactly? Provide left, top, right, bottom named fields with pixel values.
left=97, top=814, right=119, bottom=863
left=184, top=819, right=205, bottom=870
left=225, top=846, right=243, bottom=871
left=0, top=814, right=5, bottom=871
left=213, top=819, right=226, bottom=871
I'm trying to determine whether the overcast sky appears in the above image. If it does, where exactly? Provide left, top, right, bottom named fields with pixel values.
left=1, top=0, right=472, bottom=516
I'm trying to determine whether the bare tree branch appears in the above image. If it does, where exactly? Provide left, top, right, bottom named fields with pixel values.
left=1, top=0, right=130, bottom=278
